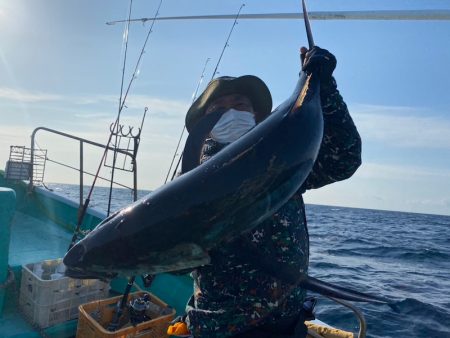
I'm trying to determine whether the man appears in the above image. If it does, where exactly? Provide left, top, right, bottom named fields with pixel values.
left=178, top=46, right=361, bottom=337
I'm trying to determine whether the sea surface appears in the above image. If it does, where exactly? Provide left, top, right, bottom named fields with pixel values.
left=49, top=183, right=450, bottom=338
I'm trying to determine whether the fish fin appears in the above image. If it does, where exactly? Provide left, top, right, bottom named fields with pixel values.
left=232, top=244, right=390, bottom=305
left=149, top=242, right=211, bottom=275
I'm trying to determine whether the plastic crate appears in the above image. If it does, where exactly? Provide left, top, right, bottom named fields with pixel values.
left=19, top=258, right=110, bottom=328
left=77, top=291, right=175, bottom=338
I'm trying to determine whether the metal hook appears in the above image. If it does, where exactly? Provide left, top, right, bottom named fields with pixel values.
left=120, top=125, right=131, bottom=137
left=130, top=127, right=141, bottom=138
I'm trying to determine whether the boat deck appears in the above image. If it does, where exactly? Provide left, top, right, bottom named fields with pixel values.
left=9, top=211, right=72, bottom=268
left=0, top=298, right=77, bottom=338
left=2, top=210, right=76, bottom=337
left=0, top=309, right=41, bottom=338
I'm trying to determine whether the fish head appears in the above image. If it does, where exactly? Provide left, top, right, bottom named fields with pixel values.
left=64, top=205, right=211, bottom=278
left=63, top=209, right=139, bottom=278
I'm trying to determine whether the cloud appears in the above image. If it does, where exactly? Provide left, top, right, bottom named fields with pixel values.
left=117, top=96, right=189, bottom=118
left=304, top=161, right=450, bottom=216
left=64, top=97, right=188, bottom=130
left=0, top=87, right=63, bottom=102
left=350, top=103, right=450, bottom=149
left=405, top=198, right=450, bottom=209
left=357, top=162, right=450, bottom=181
left=57, top=93, right=189, bottom=119
left=73, top=112, right=112, bottom=119
left=0, top=86, right=189, bottom=119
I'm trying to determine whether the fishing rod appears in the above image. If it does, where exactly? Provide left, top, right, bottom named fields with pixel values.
left=68, top=0, right=163, bottom=251
left=119, top=0, right=134, bottom=115
left=107, top=0, right=134, bottom=217
left=302, top=0, right=314, bottom=49
left=106, top=1, right=165, bottom=331
left=117, top=0, right=164, bottom=114
left=107, top=276, right=137, bottom=331
left=211, top=3, right=245, bottom=80
left=68, top=121, right=122, bottom=250
left=166, top=3, right=246, bottom=180
left=164, top=57, right=211, bottom=184
left=107, top=0, right=164, bottom=215
left=106, top=9, right=450, bottom=25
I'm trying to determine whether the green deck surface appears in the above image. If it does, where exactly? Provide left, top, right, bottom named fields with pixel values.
left=1, top=210, right=76, bottom=337
left=9, top=211, right=72, bottom=268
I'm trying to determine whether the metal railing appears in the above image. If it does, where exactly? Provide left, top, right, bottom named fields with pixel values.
left=29, top=127, right=138, bottom=207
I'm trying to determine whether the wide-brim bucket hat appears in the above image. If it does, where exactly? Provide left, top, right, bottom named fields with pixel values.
left=185, top=75, right=272, bottom=133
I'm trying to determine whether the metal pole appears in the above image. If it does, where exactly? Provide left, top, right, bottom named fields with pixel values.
left=133, top=138, right=138, bottom=202
left=80, top=141, right=84, bottom=210
left=29, top=131, right=36, bottom=192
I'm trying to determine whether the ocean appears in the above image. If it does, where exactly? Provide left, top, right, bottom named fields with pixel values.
left=49, top=183, right=450, bottom=338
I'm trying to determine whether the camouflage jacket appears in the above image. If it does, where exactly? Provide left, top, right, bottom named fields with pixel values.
left=185, top=77, right=362, bottom=337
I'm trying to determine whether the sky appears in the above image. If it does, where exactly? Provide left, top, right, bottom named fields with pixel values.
left=1, top=0, right=450, bottom=216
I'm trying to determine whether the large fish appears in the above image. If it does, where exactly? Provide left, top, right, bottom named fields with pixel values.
left=64, top=68, right=323, bottom=277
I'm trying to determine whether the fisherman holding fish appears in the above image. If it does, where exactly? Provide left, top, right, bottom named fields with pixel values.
left=167, top=46, right=362, bottom=338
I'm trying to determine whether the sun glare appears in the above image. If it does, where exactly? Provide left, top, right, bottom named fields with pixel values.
left=0, top=5, right=9, bottom=27
left=0, top=2, right=23, bottom=28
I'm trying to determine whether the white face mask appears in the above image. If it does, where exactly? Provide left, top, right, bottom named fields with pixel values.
left=210, top=109, right=256, bottom=144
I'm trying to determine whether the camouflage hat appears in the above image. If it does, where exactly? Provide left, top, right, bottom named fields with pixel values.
left=185, top=75, right=272, bottom=133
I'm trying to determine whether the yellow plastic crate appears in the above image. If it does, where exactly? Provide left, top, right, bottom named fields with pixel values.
left=77, top=291, right=175, bottom=338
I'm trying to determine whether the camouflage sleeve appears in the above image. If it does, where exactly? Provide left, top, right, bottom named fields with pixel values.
left=302, top=77, right=362, bottom=190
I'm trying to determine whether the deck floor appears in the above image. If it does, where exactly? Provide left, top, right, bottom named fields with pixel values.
left=0, top=308, right=41, bottom=338
left=8, top=211, right=72, bottom=267
left=1, top=211, right=75, bottom=337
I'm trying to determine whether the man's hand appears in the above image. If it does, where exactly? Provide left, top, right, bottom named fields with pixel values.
left=300, top=46, right=337, bottom=83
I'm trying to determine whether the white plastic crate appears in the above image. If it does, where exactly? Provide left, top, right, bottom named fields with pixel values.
left=19, top=258, right=110, bottom=328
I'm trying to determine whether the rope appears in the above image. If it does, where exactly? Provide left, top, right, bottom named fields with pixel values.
left=34, top=153, right=133, bottom=190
